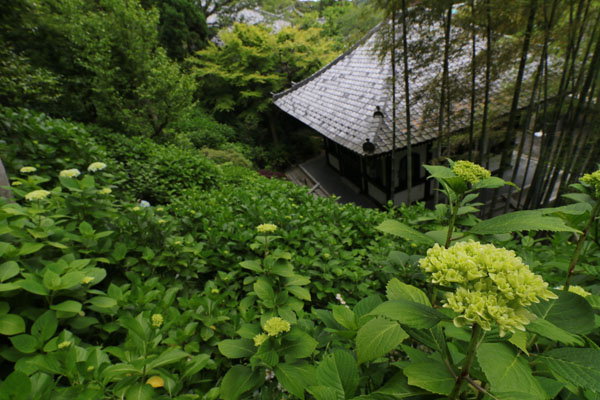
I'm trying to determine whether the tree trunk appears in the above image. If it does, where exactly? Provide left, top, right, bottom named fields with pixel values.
left=489, top=0, right=537, bottom=217
left=469, top=0, right=476, bottom=162
left=401, top=0, right=413, bottom=205
left=478, top=0, right=492, bottom=170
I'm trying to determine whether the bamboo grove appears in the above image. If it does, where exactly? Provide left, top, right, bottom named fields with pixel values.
left=375, top=0, right=600, bottom=212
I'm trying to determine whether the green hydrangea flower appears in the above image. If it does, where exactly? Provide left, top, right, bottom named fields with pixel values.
left=253, top=333, right=268, bottom=346
left=419, top=241, right=557, bottom=336
left=581, top=169, right=600, bottom=198
left=564, top=285, right=591, bottom=298
left=257, top=223, right=277, bottom=233
left=452, top=160, right=491, bottom=184
left=263, top=317, right=291, bottom=336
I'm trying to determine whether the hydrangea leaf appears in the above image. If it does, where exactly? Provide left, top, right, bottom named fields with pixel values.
left=537, top=348, right=600, bottom=392
left=316, top=350, right=359, bottom=398
left=477, top=343, right=546, bottom=400
left=403, top=360, right=454, bottom=395
left=470, top=210, right=579, bottom=235
left=369, top=300, right=446, bottom=329
left=218, top=339, right=255, bottom=359
left=356, top=317, right=407, bottom=364
left=274, top=361, right=316, bottom=400
left=376, top=220, right=435, bottom=245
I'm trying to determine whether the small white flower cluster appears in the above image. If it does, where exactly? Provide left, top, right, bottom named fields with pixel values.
left=265, top=369, right=275, bottom=381
left=336, top=293, right=349, bottom=308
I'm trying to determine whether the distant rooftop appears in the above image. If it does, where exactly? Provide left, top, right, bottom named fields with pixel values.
left=274, top=20, right=544, bottom=156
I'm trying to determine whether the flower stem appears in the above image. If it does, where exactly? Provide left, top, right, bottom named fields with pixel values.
left=449, top=323, right=482, bottom=399
left=564, top=200, right=600, bottom=290
left=445, top=199, right=461, bottom=249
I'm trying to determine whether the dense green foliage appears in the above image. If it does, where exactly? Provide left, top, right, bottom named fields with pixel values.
left=190, top=24, right=337, bottom=138
left=2, top=0, right=600, bottom=398
left=2, top=108, right=600, bottom=399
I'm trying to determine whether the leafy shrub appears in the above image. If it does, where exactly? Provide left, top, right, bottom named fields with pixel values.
left=93, top=129, right=222, bottom=204
left=165, top=107, right=239, bottom=149
left=0, top=107, right=108, bottom=182
left=200, top=147, right=253, bottom=168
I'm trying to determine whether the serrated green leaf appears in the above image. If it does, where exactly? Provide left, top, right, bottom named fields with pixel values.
left=477, top=343, right=546, bottom=399
left=376, top=220, right=435, bottom=245
left=0, top=261, right=20, bottom=282
left=275, top=361, right=316, bottom=400
left=0, top=314, right=26, bottom=335
left=386, top=278, right=430, bottom=306
left=356, top=317, right=407, bottom=364
left=31, top=310, right=57, bottom=342
left=125, top=383, right=153, bottom=400
left=369, top=299, right=446, bottom=329
left=317, top=350, right=359, bottom=399
left=50, top=300, right=82, bottom=313
left=240, top=260, right=262, bottom=272
left=528, top=291, right=594, bottom=335
left=254, top=277, right=275, bottom=302
left=220, top=365, right=262, bottom=400
left=147, top=348, right=188, bottom=370
left=332, top=305, right=357, bottom=330
left=280, top=328, right=317, bottom=360
left=10, top=334, right=39, bottom=353
left=18, top=242, right=44, bottom=256
left=353, top=295, right=383, bottom=319
left=218, top=339, right=255, bottom=359
left=470, top=210, right=578, bottom=235
left=102, top=363, right=142, bottom=381
left=88, top=296, right=117, bottom=308
left=288, top=285, right=311, bottom=301
left=307, top=386, right=340, bottom=400
left=527, top=318, right=584, bottom=346
left=538, top=348, right=600, bottom=392
left=403, top=360, right=454, bottom=395
left=0, top=370, right=31, bottom=400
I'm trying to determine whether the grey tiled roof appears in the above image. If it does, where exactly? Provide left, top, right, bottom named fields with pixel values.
left=274, top=21, right=546, bottom=156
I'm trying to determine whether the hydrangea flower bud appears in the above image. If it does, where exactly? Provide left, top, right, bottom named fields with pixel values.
left=263, top=317, right=291, bottom=336
left=452, top=160, right=491, bottom=184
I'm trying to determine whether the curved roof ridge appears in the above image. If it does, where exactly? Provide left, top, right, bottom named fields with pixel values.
left=273, top=23, right=383, bottom=101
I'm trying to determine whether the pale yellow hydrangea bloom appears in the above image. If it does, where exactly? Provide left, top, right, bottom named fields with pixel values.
left=59, top=168, right=81, bottom=178
left=565, top=285, right=591, bottom=298
left=88, top=162, right=107, bottom=172
left=57, top=340, right=72, bottom=349
left=20, top=166, right=37, bottom=174
left=25, top=189, right=50, bottom=201
left=81, top=276, right=94, bottom=284
left=253, top=333, right=268, bottom=346
left=263, top=317, right=291, bottom=336
left=132, top=206, right=140, bottom=211
left=99, top=187, right=112, bottom=195
left=581, top=169, right=600, bottom=198
left=419, top=241, right=557, bottom=336
left=151, top=314, right=163, bottom=328
left=452, top=160, right=491, bottom=184
left=257, top=223, right=277, bottom=233
left=11, top=181, right=22, bottom=186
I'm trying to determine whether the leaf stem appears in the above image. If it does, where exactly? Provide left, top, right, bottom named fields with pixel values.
left=449, top=323, right=482, bottom=399
left=564, top=200, right=600, bottom=290
left=445, top=197, right=461, bottom=248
